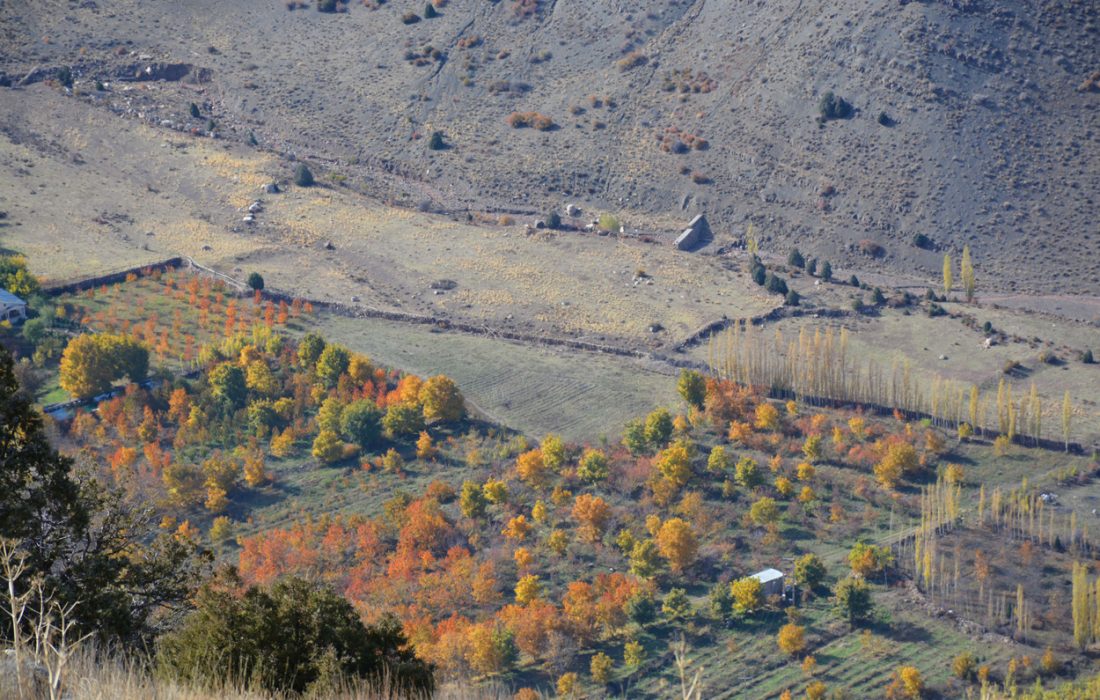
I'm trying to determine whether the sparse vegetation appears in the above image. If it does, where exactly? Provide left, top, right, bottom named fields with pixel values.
left=506, top=112, right=554, bottom=130
left=818, top=91, right=853, bottom=121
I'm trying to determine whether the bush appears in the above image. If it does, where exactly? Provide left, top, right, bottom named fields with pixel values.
left=428, top=131, right=446, bottom=150
left=821, top=261, right=832, bottom=281
left=506, top=111, right=554, bottom=130
left=597, top=213, right=621, bottom=232
left=189, top=102, right=201, bottom=118
left=818, top=91, right=852, bottom=120
left=788, top=248, right=805, bottom=269
left=912, top=233, right=932, bottom=249
left=317, top=0, right=337, bottom=12
left=57, top=66, right=73, bottom=88
left=294, top=163, right=315, bottom=187
left=401, top=12, right=421, bottom=24
left=765, top=273, right=788, bottom=296
left=807, top=258, right=817, bottom=275
left=785, top=289, right=800, bottom=306
left=424, top=3, right=438, bottom=18
left=1084, top=349, right=1095, bottom=364
left=246, top=272, right=264, bottom=291
left=752, top=264, right=766, bottom=286
left=871, top=288, right=885, bottom=305
left=157, top=575, right=433, bottom=695
left=849, top=274, right=860, bottom=287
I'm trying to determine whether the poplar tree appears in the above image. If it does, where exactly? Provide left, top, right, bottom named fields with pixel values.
left=1062, top=391, right=1072, bottom=451
left=960, top=246, right=975, bottom=302
left=942, top=254, right=953, bottom=297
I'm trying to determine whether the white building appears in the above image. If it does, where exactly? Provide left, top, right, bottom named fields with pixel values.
left=0, top=289, right=27, bottom=323
left=750, top=568, right=785, bottom=597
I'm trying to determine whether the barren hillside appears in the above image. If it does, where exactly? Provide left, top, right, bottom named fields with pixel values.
left=1, top=0, right=1097, bottom=293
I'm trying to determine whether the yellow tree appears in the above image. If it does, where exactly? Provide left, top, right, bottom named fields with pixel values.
left=1062, top=391, right=1072, bottom=452
left=777, top=623, right=806, bottom=656
left=960, top=245, right=975, bottom=302
left=572, top=494, right=612, bottom=543
left=942, top=254, right=953, bottom=297
left=516, top=449, right=550, bottom=488
left=514, top=574, right=542, bottom=605
left=655, top=517, right=698, bottom=572
left=730, top=576, right=764, bottom=614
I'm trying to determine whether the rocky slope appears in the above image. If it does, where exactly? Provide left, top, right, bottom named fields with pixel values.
left=1, top=0, right=1097, bottom=293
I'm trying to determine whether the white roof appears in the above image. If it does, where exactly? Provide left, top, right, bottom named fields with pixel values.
left=751, top=568, right=784, bottom=583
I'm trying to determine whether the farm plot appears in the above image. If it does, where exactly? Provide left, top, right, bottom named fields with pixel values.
left=314, top=314, right=682, bottom=442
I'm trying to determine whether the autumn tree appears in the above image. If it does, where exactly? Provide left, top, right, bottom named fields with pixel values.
left=736, top=456, right=763, bottom=490
left=874, top=441, right=918, bottom=488
left=516, top=449, right=550, bottom=489
left=656, top=439, right=694, bottom=488
left=419, top=375, right=465, bottom=423
left=416, top=431, right=437, bottom=460
left=848, top=542, right=893, bottom=579
left=209, top=362, right=247, bottom=410
left=755, top=402, right=780, bottom=431
left=460, top=480, right=487, bottom=519
left=590, top=651, right=613, bottom=683
left=629, top=539, right=661, bottom=579
left=297, top=333, right=325, bottom=367
left=59, top=333, right=149, bottom=399
left=887, top=666, right=924, bottom=699
left=707, top=445, right=732, bottom=473
left=311, top=430, right=345, bottom=464
left=960, top=245, right=975, bottom=302
left=777, top=623, right=806, bottom=656
left=572, top=494, right=612, bottom=543
left=942, top=254, right=953, bottom=297
left=749, top=497, right=780, bottom=528
left=730, top=576, right=764, bottom=615
left=656, top=518, right=698, bottom=573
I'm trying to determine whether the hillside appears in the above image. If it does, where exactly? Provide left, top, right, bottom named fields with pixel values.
left=1, top=0, right=1097, bottom=294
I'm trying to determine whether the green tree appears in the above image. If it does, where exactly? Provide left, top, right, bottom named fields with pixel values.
left=246, top=272, right=265, bottom=291
left=662, top=588, right=692, bottom=621
left=821, top=261, right=832, bottom=281
left=644, top=408, right=674, bottom=447
left=294, top=163, right=315, bottom=187
left=2, top=349, right=201, bottom=641
left=316, top=344, right=351, bottom=388
left=459, top=480, right=487, bottom=519
left=311, top=430, right=345, bottom=464
left=629, top=539, right=661, bottom=579
left=708, top=582, right=734, bottom=620
left=735, top=456, right=763, bottom=490
left=208, top=362, right=247, bottom=410
left=340, top=400, right=383, bottom=450
left=788, top=248, right=805, bottom=269
left=834, top=576, right=873, bottom=626
left=677, top=369, right=706, bottom=409
left=749, top=496, right=780, bottom=527
left=793, top=553, right=827, bottom=592
left=622, top=418, right=648, bottom=455
left=384, top=401, right=425, bottom=438
left=157, top=573, right=432, bottom=694
left=297, top=333, right=326, bottom=367
left=577, top=448, right=609, bottom=484
left=0, top=256, right=41, bottom=298
left=707, top=445, right=732, bottom=474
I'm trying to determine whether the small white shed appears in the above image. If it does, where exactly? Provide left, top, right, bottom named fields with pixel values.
left=751, top=568, right=785, bottom=597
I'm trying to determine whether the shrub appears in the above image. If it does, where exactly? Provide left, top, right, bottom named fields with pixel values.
left=871, top=288, right=886, bottom=305
left=821, top=261, right=832, bottom=281
left=1084, top=349, right=1095, bottom=364
left=818, top=91, right=852, bottom=120
left=788, top=248, right=805, bottom=268
left=785, top=289, right=800, bottom=306
left=858, top=239, right=885, bottom=257
left=752, top=264, right=767, bottom=286
left=546, top=212, right=561, bottom=229
left=506, top=111, right=554, bottom=130
left=428, top=131, right=445, bottom=150
left=849, top=274, right=860, bottom=287
left=157, top=575, right=433, bottom=695
left=401, top=11, right=421, bottom=24
left=189, top=102, right=201, bottom=118
left=294, top=163, right=315, bottom=187
left=317, top=0, right=337, bottom=11
left=912, top=233, right=932, bottom=249
left=423, top=2, right=438, bottom=18
left=765, top=273, right=788, bottom=295
left=57, top=66, right=73, bottom=88
left=597, top=213, right=621, bottom=232
left=617, top=51, right=648, bottom=71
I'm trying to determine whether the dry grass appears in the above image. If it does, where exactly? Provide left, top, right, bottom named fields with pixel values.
left=4, top=647, right=517, bottom=700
